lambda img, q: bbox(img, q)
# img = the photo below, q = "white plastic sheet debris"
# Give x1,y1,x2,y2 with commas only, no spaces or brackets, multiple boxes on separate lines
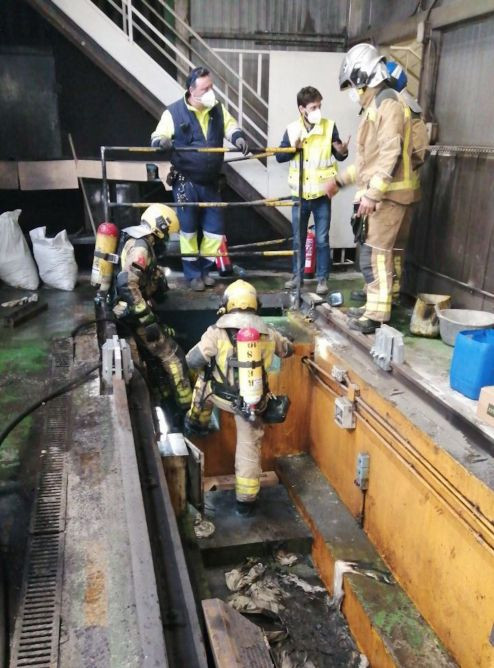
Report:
225,562,266,592
274,550,298,567
193,515,215,539
30,226,78,291
0,210,39,290
1,294,38,308
331,559,393,610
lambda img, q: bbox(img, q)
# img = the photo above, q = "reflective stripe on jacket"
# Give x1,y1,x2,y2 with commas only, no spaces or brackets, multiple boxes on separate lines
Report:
287,117,338,199
340,88,420,205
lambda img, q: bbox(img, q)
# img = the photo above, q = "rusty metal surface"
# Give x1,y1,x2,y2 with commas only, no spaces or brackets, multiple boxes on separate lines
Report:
10,341,72,668
128,371,208,667
59,359,167,666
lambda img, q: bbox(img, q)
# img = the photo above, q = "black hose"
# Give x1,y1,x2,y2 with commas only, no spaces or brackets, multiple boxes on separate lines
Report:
0,363,100,450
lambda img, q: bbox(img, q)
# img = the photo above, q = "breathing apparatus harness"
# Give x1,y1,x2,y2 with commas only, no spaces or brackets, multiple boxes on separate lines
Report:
200,327,290,424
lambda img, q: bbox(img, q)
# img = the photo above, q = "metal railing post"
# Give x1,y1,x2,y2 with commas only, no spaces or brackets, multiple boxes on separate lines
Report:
238,53,243,126
295,148,304,310
101,146,110,222
127,0,133,43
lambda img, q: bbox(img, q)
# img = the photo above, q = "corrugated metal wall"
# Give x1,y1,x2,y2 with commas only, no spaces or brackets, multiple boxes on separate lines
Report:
434,15,494,146
407,151,494,308
347,0,457,38
190,0,347,44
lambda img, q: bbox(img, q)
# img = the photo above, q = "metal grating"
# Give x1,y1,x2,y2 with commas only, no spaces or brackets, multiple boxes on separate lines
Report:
10,342,72,668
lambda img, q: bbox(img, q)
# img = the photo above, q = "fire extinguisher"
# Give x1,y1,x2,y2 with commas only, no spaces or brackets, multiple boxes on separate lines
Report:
216,236,233,276
91,222,119,291
304,226,316,278
236,327,263,414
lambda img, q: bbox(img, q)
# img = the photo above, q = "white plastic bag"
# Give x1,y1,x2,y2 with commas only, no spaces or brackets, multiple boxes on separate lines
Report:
30,226,78,291
0,209,39,290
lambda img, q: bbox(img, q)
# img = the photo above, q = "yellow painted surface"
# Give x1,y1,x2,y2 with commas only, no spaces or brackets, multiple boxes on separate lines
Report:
309,336,494,668
284,479,399,667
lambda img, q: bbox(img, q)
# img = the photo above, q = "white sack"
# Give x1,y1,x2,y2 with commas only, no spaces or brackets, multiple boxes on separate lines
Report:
30,226,78,291
0,210,39,290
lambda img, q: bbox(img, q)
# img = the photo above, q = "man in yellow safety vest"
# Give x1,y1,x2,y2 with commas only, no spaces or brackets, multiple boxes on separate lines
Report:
276,86,349,295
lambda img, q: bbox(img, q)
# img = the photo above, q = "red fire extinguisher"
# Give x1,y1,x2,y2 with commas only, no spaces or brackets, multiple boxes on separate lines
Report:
216,236,233,276
304,226,316,278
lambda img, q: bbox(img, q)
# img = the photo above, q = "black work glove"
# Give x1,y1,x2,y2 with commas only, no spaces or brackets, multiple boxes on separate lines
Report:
162,325,176,338
235,136,249,156
144,322,161,343
151,136,173,159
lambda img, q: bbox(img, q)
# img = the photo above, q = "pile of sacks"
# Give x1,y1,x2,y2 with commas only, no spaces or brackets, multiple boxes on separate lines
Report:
0,209,78,291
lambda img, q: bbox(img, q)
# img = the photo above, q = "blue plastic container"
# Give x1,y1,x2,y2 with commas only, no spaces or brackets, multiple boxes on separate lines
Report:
450,329,494,399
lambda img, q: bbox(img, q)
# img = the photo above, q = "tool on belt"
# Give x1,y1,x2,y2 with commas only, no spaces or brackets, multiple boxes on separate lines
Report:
350,203,368,244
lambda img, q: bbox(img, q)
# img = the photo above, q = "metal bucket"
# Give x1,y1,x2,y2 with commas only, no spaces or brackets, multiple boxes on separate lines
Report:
410,293,451,337
435,307,494,346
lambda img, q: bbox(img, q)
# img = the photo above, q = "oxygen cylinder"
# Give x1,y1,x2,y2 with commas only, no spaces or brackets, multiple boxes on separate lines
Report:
237,327,263,407
91,222,119,290
304,226,316,278
216,236,233,276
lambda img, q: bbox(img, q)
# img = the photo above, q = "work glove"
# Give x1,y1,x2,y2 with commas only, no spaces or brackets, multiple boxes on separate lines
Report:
113,300,129,319
151,136,173,159
143,322,161,343
162,325,176,338
235,136,249,156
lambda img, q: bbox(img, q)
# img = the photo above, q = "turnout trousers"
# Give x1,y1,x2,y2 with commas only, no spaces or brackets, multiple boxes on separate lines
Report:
360,200,412,322
187,374,264,503
135,324,192,409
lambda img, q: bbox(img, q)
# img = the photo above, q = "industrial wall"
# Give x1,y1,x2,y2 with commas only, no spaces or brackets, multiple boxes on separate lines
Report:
346,0,494,310
408,10,494,309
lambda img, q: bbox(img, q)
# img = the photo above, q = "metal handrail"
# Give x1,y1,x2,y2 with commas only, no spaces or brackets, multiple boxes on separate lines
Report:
131,7,267,141
134,0,268,127
90,0,268,143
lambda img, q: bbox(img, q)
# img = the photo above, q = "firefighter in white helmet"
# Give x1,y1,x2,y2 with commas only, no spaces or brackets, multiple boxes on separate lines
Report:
112,204,192,410
325,43,426,334
185,280,294,516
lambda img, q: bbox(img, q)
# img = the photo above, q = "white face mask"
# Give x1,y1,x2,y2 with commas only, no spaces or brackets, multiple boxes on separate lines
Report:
348,88,361,105
306,108,322,125
198,89,216,108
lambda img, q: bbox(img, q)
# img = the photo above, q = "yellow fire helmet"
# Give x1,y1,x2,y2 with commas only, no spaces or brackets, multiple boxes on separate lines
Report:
223,279,258,312
141,204,180,239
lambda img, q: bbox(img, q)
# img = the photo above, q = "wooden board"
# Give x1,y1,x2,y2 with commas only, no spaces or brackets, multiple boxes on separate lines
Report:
202,598,272,667
0,161,19,189
18,160,78,190
204,471,278,492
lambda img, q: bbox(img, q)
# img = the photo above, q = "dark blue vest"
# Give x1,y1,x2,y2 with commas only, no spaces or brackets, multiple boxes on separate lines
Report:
168,97,224,184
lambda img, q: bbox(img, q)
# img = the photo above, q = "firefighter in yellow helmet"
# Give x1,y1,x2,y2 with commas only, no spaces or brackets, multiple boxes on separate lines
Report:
185,280,293,516
112,204,192,410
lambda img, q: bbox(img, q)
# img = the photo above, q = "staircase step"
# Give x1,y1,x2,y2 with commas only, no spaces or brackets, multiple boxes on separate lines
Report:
198,486,312,566
275,454,456,668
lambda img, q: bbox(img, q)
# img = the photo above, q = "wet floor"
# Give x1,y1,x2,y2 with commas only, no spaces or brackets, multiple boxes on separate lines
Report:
0,281,94,632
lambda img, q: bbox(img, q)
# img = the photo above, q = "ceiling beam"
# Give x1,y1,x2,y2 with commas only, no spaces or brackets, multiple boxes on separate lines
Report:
351,0,494,46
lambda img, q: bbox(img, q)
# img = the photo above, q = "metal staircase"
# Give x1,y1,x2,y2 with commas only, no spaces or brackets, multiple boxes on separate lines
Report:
25,0,290,233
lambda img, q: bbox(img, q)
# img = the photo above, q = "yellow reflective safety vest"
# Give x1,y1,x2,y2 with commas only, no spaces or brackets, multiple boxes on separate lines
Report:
340,88,421,205
287,117,338,199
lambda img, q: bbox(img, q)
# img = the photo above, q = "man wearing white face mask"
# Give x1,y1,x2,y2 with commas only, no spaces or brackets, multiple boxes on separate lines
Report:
276,86,349,295
151,67,249,291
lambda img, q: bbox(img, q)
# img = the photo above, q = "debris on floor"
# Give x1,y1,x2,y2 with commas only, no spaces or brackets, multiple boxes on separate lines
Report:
193,513,216,539
1,293,38,308
222,554,367,667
